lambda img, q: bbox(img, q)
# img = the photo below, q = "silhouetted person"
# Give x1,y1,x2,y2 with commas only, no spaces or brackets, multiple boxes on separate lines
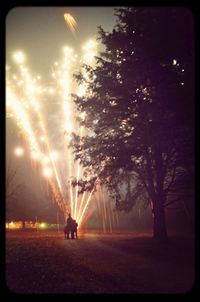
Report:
64,224,70,240
64,213,77,240
71,219,78,239
67,213,73,225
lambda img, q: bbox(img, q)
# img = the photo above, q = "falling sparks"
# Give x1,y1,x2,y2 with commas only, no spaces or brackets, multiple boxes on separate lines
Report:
6,39,99,229
7,36,119,231
64,13,77,35
82,39,97,64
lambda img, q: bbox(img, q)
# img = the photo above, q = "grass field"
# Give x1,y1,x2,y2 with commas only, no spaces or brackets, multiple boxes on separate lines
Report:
6,230,194,294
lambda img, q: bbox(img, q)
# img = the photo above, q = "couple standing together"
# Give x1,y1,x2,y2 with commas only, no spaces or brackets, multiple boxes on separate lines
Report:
64,213,78,239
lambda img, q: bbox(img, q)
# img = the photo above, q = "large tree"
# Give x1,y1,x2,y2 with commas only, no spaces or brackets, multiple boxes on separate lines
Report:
71,7,194,242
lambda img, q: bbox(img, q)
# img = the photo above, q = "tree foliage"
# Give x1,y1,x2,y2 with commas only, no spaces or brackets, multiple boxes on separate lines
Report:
71,7,194,241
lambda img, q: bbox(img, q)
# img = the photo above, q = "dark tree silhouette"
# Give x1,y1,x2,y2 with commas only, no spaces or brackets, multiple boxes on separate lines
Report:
6,162,22,203
71,7,194,242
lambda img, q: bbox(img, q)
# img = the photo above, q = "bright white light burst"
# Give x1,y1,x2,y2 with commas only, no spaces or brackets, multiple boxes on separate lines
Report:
13,51,26,64
14,146,24,157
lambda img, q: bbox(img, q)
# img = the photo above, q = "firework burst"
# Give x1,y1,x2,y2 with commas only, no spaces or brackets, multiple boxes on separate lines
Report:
6,40,99,228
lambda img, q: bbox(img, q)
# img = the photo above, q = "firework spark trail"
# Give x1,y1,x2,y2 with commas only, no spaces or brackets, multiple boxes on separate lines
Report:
52,40,97,225
74,125,84,221
76,176,100,228
7,86,65,213
6,87,39,154
40,123,64,197
7,40,117,229
95,192,106,232
76,190,86,225
64,13,77,36
7,58,65,213
18,64,64,198
77,189,95,228
53,47,75,216
73,40,98,225
77,191,86,225
49,179,67,214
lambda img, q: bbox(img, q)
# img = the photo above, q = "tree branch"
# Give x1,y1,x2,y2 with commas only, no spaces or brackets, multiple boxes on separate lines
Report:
164,166,177,197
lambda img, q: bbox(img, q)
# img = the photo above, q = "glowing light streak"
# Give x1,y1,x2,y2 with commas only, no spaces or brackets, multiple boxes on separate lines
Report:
76,191,86,224
74,125,85,221
78,186,96,228
64,13,77,35
6,88,40,153
19,61,64,199
6,40,119,230
53,45,79,215
6,87,64,214
7,69,64,209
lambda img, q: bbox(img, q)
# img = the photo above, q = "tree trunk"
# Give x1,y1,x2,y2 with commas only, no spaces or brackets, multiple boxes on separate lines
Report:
153,144,168,243
153,198,168,243
145,144,168,242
